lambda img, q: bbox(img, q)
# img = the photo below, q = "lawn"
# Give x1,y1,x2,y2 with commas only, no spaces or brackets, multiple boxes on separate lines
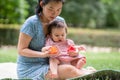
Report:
0,46,17,63
85,52,120,70
0,46,120,71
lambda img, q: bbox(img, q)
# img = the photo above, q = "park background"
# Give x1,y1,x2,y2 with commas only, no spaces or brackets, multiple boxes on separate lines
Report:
0,0,120,73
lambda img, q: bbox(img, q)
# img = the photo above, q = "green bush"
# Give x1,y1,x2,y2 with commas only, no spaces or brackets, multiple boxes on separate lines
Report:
67,28,120,48
0,28,19,46
68,33,120,47
0,26,120,48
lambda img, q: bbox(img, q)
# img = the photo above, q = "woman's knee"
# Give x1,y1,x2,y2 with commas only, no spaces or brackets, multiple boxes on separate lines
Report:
58,65,81,79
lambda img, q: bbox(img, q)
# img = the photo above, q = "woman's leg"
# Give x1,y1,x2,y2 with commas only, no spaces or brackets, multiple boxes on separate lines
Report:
58,64,85,80
45,64,88,80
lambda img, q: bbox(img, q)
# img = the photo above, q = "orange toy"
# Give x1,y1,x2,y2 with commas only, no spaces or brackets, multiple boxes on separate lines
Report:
49,46,59,54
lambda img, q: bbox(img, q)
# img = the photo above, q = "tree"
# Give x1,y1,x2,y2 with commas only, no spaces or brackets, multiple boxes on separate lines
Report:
61,0,120,28
26,0,37,17
0,0,29,24
61,0,107,28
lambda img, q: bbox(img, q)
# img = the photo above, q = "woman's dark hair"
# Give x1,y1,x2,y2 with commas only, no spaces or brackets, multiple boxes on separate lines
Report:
48,20,67,35
36,0,65,15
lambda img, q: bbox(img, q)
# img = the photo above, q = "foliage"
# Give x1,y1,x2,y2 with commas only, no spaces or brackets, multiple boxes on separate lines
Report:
61,0,120,28
104,0,120,28
1,0,120,28
0,0,29,24
26,0,38,17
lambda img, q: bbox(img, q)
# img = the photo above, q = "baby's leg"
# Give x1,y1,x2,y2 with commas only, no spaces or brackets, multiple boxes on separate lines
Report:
49,58,60,78
71,57,86,69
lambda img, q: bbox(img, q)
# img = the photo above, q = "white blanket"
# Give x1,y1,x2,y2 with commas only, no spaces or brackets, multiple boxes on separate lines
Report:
0,62,17,79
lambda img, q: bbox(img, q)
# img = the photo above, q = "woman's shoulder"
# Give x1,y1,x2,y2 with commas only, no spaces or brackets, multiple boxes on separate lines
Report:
20,15,41,36
24,15,39,24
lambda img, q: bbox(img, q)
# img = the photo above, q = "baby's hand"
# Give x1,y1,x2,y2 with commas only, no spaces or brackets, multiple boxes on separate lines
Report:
68,51,78,57
67,45,78,57
77,46,86,54
77,46,86,51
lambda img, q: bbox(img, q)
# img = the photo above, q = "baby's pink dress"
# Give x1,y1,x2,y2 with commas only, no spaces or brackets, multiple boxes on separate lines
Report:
45,37,85,64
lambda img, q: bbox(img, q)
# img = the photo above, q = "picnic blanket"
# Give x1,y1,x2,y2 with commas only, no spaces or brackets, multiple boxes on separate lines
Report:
67,69,120,80
0,62,17,79
0,63,120,80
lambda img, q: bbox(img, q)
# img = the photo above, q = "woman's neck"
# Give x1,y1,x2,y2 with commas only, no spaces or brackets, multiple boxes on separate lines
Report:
39,13,50,24
39,13,49,36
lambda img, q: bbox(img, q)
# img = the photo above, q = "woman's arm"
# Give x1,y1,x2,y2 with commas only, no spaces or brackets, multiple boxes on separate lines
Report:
17,32,49,58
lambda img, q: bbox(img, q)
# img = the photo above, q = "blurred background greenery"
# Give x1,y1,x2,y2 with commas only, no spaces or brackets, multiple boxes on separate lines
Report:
1,0,120,29
0,0,120,47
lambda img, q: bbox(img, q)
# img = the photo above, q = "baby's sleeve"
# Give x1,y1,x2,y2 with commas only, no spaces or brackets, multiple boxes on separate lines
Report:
67,39,75,46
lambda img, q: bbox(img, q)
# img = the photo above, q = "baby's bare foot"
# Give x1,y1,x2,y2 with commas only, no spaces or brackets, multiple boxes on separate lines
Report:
76,58,86,69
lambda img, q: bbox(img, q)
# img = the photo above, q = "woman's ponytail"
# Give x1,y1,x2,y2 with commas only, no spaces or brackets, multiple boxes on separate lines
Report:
36,0,43,15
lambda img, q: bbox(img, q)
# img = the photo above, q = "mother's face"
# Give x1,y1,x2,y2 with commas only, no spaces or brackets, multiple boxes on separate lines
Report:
42,1,63,21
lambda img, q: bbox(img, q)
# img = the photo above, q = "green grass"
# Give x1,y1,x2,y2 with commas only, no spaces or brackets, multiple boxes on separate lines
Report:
0,46,17,63
85,52,120,70
0,46,120,71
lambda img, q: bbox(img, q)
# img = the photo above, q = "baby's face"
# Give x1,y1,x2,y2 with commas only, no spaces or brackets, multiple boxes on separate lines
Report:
51,27,66,42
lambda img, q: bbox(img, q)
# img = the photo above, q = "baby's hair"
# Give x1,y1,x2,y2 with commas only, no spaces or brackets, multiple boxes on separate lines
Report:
48,20,67,35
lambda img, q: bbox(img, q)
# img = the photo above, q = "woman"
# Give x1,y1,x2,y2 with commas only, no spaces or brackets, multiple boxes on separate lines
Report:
17,0,86,80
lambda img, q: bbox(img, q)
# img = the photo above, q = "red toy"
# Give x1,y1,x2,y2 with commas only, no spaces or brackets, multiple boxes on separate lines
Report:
67,45,76,52
67,45,86,54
